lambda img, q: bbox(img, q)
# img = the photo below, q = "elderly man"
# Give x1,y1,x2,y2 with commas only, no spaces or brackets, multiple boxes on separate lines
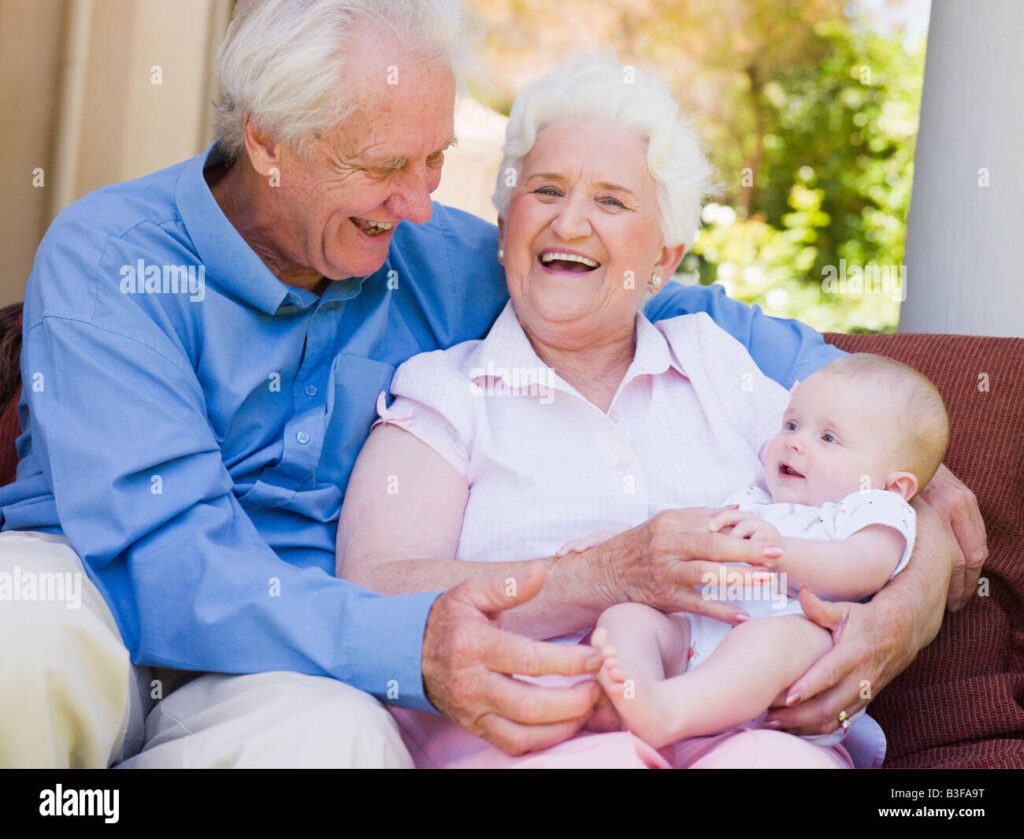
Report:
0,0,984,768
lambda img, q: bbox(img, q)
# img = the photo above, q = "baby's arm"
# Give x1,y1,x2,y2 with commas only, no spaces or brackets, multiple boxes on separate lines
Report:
770,527,905,601
709,509,906,601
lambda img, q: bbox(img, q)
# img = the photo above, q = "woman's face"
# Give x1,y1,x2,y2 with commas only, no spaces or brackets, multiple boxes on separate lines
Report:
499,120,684,346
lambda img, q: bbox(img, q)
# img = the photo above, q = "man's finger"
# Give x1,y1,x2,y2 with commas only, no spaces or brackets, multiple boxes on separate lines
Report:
477,712,590,757
472,623,601,677
480,673,601,726
453,561,548,616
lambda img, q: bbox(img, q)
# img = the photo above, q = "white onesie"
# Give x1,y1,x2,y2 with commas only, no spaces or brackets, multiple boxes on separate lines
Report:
688,486,916,745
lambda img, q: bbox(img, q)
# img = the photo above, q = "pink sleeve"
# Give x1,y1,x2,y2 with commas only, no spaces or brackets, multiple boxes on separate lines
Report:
373,350,474,478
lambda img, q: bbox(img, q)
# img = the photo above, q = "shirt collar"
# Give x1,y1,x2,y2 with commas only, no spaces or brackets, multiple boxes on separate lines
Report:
467,300,685,394
176,142,374,315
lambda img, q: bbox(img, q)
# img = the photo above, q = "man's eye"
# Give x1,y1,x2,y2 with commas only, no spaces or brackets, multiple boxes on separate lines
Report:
427,153,445,167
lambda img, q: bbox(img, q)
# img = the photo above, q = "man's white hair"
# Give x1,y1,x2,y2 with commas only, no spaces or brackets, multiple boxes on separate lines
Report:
214,0,478,162
492,53,715,247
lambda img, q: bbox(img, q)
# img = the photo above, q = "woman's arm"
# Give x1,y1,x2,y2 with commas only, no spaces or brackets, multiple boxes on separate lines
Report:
338,423,771,638
763,496,954,734
338,423,622,638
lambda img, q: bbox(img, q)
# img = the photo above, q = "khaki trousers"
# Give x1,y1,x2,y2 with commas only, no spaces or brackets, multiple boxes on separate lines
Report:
0,530,413,768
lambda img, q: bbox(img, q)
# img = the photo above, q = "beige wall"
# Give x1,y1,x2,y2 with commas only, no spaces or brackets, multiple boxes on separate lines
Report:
0,0,232,306
0,0,506,308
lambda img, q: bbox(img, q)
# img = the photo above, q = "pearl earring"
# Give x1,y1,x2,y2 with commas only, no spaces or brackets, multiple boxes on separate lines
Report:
498,248,504,264
649,272,662,291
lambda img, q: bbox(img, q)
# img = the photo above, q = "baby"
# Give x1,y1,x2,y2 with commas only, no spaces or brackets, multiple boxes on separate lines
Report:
559,353,950,750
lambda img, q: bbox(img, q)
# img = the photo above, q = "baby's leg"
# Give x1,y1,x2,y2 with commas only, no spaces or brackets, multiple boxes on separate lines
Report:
599,614,831,749
591,603,691,743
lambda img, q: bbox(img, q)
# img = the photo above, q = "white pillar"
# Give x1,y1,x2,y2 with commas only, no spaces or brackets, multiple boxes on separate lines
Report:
901,0,1024,337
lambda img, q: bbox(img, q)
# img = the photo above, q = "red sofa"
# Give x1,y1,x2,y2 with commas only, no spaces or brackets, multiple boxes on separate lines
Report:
0,303,1020,767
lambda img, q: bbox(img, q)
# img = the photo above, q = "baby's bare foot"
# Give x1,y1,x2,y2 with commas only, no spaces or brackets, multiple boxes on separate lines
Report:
591,632,678,749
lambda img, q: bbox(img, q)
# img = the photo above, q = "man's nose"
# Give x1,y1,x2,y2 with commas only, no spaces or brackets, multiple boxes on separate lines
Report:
550,193,592,241
387,164,434,225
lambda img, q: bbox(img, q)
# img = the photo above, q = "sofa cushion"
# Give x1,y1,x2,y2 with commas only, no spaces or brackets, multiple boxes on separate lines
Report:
825,332,1024,768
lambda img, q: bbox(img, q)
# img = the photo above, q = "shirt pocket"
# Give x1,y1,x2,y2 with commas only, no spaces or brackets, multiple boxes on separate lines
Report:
324,354,397,493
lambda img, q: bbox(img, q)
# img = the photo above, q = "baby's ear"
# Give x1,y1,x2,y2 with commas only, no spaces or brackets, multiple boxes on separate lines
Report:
884,471,918,502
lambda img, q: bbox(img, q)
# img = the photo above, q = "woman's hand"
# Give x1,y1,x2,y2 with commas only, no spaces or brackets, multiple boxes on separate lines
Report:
708,509,783,546
421,562,604,755
920,464,987,610
587,507,780,624
762,496,957,736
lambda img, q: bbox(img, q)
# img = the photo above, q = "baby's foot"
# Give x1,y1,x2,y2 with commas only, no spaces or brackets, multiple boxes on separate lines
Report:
590,628,679,750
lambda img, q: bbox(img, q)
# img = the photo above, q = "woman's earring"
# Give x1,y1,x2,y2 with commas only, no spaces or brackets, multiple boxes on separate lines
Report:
648,272,662,291
497,248,504,264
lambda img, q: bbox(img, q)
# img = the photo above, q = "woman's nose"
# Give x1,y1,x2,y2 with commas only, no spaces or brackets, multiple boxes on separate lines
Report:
550,195,592,241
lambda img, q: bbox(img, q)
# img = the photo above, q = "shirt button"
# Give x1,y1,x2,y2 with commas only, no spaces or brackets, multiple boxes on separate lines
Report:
296,431,310,445
616,461,631,471
304,384,318,397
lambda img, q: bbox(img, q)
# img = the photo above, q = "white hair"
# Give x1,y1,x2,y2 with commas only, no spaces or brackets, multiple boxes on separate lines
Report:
492,53,715,247
214,0,479,162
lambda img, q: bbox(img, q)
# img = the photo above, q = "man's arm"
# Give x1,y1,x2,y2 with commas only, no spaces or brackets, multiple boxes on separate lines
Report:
644,281,845,388
21,308,439,711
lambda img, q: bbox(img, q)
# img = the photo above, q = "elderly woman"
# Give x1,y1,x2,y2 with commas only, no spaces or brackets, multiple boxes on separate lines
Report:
337,55,956,768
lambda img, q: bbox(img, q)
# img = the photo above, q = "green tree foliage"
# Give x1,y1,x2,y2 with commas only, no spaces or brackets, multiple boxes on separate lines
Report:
472,1,925,332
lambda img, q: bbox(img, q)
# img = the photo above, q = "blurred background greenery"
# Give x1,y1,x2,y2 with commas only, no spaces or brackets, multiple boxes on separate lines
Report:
470,0,928,333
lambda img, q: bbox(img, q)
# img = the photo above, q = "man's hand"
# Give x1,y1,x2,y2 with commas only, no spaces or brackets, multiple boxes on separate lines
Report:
762,587,918,736
920,464,987,610
421,562,603,756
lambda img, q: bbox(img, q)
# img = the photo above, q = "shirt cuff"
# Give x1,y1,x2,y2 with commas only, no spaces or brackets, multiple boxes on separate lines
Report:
341,588,444,713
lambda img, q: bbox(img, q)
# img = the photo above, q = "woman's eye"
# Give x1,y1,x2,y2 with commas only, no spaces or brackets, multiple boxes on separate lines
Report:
534,186,560,197
599,196,625,208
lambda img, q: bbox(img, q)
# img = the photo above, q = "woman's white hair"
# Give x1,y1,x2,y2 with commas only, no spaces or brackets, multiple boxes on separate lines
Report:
492,53,715,247
214,0,478,162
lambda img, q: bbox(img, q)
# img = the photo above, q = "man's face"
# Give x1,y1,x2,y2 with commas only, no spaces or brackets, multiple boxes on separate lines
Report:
264,42,457,283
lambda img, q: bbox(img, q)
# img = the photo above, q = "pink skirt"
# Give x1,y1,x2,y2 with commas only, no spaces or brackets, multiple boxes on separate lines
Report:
391,674,853,769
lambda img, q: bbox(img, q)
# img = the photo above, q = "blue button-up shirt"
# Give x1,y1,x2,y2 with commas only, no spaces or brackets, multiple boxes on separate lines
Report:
0,143,842,711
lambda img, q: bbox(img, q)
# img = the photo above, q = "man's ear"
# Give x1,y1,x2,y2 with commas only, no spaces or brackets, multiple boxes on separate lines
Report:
242,113,282,178
884,471,919,502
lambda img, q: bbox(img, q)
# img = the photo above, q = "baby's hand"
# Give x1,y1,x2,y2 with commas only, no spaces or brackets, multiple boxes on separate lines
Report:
555,530,621,557
708,510,782,546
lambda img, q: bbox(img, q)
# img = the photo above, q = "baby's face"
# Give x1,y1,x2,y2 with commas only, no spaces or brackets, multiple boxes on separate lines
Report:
763,372,899,505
